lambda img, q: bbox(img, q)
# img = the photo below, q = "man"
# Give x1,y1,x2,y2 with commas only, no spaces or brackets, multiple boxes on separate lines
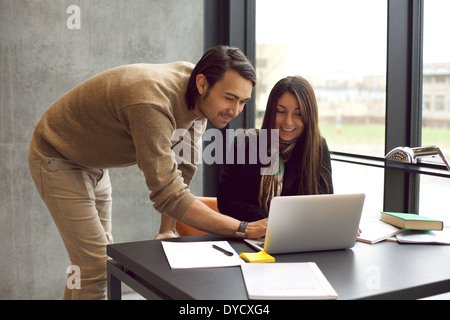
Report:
28,45,267,300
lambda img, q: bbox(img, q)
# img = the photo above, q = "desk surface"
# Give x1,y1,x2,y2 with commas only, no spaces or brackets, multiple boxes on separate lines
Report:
107,234,450,300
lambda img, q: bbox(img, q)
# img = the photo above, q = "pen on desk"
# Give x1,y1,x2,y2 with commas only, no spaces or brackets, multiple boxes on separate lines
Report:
212,244,234,256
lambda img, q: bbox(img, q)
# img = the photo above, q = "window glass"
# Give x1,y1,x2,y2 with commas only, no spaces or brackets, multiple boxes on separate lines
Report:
420,0,450,221
422,0,450,162
332,161,384,219
255,0,387,156
419,175,450,226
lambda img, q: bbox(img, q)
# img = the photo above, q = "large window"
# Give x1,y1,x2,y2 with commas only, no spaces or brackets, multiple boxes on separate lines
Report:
255,0,387,217
421,0,450,160
255,0,387,157
205,0,450,216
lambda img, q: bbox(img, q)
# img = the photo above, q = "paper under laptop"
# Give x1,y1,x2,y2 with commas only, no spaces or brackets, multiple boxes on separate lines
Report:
245,193,365,254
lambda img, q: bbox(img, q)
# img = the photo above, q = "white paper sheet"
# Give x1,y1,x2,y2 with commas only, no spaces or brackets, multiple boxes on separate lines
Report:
161,241,243,269
357,219,402,244
396,227,450,244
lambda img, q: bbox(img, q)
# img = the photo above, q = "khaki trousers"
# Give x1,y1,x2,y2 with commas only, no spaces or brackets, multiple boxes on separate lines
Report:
28,137,113,300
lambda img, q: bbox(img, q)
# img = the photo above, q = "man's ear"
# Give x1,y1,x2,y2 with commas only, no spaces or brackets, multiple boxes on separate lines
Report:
195,74,208,95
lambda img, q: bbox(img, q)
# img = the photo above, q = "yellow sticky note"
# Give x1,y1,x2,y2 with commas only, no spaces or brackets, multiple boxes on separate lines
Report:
240,250,275,263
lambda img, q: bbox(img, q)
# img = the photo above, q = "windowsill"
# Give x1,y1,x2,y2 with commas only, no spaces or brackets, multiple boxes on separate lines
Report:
385,160,450,178
330,151,450,178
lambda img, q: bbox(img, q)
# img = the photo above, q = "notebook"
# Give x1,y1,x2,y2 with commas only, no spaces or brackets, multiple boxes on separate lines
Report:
245,193,365,254
240,262,338,300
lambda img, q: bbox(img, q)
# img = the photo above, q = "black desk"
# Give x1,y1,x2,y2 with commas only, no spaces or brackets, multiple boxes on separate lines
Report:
107,234,450,300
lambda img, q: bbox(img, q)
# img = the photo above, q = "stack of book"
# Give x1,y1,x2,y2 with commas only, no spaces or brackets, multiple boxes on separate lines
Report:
357,212,448,245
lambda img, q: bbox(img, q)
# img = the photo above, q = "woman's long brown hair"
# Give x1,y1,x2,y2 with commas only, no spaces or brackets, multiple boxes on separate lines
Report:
261,76,331,194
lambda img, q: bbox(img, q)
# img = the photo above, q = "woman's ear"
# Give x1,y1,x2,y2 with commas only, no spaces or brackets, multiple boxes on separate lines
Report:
195,74,208,95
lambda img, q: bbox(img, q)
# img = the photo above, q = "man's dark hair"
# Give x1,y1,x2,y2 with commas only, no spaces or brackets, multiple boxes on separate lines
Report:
185,45,256,110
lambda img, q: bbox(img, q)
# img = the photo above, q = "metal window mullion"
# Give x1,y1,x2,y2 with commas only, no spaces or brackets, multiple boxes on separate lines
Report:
202,0,256,196
384,0,423,213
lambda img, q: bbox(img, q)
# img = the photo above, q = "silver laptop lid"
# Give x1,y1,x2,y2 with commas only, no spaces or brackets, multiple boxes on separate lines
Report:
263,193,365,254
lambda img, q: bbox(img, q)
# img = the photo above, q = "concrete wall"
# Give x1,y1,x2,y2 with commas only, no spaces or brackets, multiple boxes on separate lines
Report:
0,0,204,299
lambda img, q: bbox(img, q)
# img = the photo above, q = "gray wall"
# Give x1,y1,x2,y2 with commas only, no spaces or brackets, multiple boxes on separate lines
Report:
0,0,204,299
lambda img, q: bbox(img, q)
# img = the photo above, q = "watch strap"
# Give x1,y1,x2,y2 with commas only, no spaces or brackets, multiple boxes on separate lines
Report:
235,221,248,239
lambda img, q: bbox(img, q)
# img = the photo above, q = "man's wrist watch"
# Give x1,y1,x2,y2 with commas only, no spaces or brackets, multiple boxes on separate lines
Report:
235,221,248,239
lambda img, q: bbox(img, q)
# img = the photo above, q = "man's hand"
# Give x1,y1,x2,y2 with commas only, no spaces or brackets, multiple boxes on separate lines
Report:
181,199,268,239
245,218,268,239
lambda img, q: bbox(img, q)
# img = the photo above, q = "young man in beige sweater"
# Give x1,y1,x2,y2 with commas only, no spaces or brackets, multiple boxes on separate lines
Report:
28,45,267,300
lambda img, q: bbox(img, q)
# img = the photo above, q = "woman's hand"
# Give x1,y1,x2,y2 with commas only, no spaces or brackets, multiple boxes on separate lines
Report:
154,230,178,240
155,215,178,239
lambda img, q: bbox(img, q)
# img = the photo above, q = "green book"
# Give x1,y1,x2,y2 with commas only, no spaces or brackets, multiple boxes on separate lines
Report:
380,212,444,231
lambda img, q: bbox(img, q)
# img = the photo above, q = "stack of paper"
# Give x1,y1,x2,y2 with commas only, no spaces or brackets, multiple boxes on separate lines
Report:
240,262,338,300
357,219,402,244
396,228,450,244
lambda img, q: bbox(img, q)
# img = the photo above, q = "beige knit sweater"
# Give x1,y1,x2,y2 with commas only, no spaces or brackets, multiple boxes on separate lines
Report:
33,62,206,221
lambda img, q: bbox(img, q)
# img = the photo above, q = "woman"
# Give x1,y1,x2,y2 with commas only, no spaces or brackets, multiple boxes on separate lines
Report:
218,76,333,221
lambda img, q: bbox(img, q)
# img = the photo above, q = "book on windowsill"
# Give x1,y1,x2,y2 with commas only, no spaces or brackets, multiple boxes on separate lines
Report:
240,262,338,300
380,212,444,231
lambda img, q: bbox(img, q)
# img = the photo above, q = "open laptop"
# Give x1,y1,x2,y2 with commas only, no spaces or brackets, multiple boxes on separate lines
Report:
245,193,365,254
